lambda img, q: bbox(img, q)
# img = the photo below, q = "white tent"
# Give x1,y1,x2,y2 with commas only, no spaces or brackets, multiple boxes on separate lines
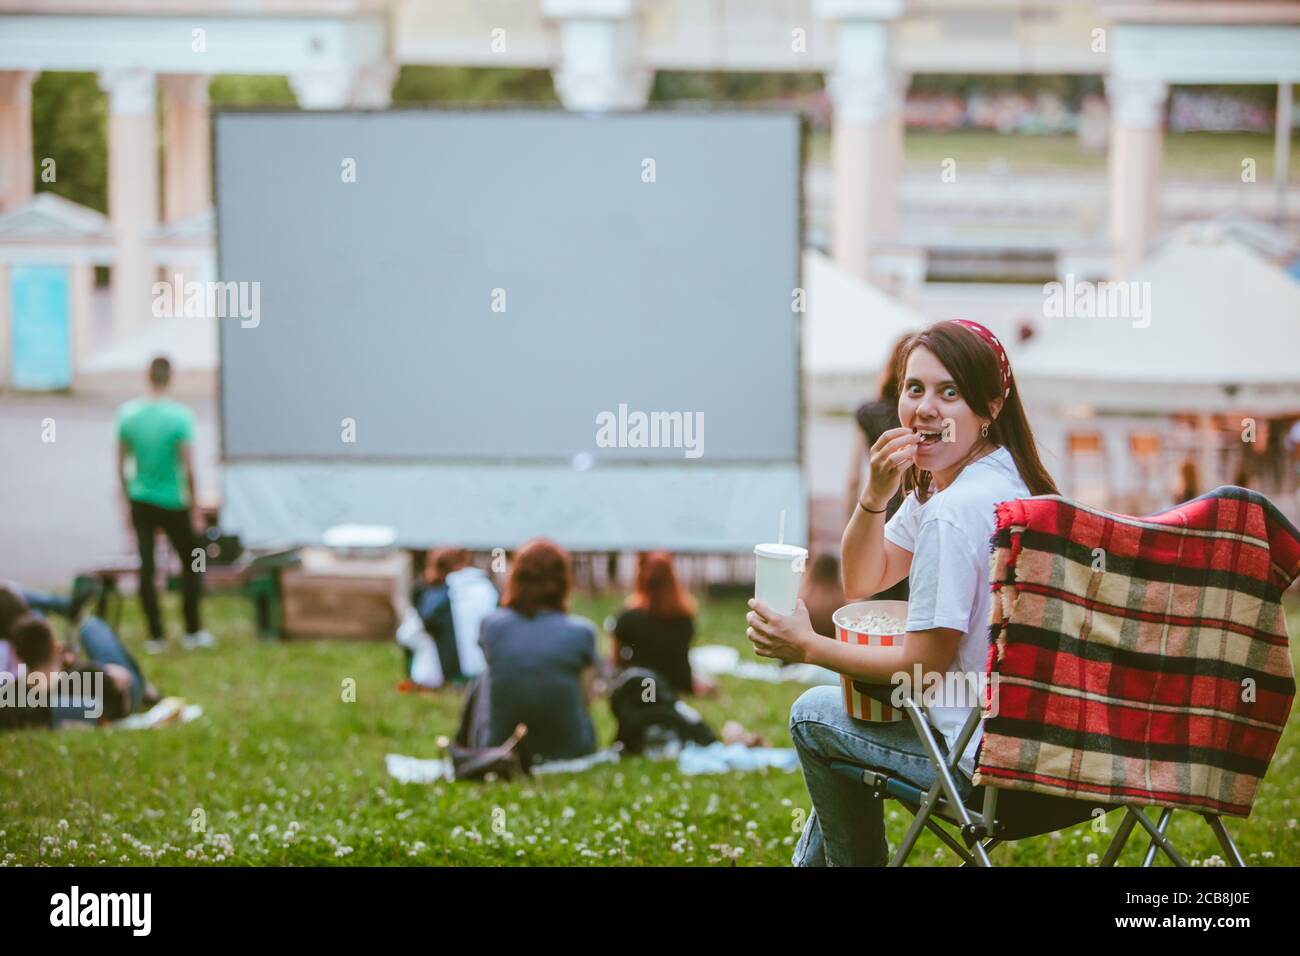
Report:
801,248,929,412
1015,224,1300,414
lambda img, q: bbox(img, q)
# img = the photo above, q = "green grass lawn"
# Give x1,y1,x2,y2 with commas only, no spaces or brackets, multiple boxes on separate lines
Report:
808,129,1299,182
3,591,1298,867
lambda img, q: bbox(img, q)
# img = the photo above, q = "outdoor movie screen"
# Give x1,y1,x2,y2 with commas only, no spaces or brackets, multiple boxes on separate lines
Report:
214,109,803,549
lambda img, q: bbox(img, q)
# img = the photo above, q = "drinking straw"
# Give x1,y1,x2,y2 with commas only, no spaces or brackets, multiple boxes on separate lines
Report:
778,510,786,545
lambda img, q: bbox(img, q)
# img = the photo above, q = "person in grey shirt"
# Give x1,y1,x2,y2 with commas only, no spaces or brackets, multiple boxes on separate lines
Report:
458,539,597,765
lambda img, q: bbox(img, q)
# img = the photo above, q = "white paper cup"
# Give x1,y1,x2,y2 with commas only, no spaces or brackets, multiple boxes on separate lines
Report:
753,543,808,616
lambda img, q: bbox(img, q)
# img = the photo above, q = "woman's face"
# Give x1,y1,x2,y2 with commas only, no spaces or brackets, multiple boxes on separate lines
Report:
897,346,985,474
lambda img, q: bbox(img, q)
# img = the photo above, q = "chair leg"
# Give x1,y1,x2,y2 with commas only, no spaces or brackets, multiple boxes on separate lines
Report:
1202,814,1247,867
1129,806,1189,867
922,817,977,865
890,789,938,866
1141,807,1174,867
958,839,1001,868
1099,808,1140,867
901,704,992,867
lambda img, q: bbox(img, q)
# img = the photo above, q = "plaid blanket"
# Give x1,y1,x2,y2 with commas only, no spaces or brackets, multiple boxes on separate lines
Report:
975,485,1300,817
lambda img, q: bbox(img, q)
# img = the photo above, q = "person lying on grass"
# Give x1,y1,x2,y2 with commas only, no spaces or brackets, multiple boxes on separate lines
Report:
2,614,131,730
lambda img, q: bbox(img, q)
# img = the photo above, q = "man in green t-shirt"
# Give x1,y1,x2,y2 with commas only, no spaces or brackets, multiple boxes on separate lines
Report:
116,356,214,653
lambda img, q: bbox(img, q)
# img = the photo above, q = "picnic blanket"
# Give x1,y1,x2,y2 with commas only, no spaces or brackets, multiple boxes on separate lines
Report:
975,485,1300,817
689,645,840,686
385,742,797,783
112,697,204,730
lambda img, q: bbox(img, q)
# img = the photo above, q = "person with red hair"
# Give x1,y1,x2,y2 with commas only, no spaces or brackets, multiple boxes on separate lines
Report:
457,538,598,765
611,551,699,697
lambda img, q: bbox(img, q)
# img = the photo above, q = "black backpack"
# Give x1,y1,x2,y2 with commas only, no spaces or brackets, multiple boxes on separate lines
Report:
609,667,716,755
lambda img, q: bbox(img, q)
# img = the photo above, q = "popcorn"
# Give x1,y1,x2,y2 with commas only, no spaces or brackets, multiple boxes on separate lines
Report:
847,612,907,635
835,603,909,722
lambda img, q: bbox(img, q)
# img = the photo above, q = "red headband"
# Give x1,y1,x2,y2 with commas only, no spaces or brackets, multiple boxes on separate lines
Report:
950,319,1011,399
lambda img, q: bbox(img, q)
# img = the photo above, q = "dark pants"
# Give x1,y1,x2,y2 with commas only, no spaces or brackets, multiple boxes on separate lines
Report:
455,674,493,750
130,499,202,639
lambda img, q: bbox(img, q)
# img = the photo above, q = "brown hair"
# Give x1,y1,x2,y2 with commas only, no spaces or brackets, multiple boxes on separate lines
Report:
895,320,1058,503
877,333,913,403
10,613,57,669
423,547,465,586
809,552,840,586
627,551,696,619
0,584,29,641
503,538,571,618
149,355,172,388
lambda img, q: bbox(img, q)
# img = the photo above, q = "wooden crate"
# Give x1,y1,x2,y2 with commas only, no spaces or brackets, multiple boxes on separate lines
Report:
280,548,411,641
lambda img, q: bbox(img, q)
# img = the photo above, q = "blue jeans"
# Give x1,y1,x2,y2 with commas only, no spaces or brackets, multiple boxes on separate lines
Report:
789,685,974,867
76,616,146,713
15,586,72,617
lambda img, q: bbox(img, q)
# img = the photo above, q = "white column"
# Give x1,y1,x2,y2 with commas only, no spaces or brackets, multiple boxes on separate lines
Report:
817,0,906,281
541,0,653,111
160,74,211,223
99,68,159,341
1275,81,1292,226
0,262,9,390
69,259,96,386
0,70,38,213
1106,75,1167,278
289,69,355,110
290,63,396,110
350,61,398,109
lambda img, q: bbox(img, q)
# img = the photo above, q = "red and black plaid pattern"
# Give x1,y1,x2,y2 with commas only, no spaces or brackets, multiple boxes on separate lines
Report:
974,486,1300,817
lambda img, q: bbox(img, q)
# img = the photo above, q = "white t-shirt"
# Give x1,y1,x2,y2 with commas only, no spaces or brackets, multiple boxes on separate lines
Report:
882,445,1031,778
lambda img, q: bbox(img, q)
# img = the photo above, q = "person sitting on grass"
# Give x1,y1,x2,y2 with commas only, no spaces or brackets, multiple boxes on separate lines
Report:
611,551,712,697
456,539,597,766
799,553,847,640
1,614,134,731
411,547,466,685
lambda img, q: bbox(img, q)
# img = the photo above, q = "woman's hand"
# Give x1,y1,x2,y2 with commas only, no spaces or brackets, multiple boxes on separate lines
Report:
746,598,818,665
862,426,921,510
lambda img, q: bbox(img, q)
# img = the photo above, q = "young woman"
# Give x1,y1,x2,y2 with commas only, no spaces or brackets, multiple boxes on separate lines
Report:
612,551,697,697
459,538,598,765
746,319,1059,867
412,547,467,683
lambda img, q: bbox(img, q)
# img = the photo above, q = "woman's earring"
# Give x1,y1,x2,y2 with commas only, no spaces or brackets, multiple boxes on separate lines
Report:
980,421,990,438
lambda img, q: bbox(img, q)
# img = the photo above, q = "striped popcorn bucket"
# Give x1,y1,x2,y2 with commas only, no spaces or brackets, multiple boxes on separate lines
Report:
833,600,909,722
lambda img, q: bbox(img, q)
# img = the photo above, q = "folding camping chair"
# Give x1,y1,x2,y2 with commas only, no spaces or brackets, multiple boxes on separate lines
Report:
825,485,1300,866
829,686,1247,867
